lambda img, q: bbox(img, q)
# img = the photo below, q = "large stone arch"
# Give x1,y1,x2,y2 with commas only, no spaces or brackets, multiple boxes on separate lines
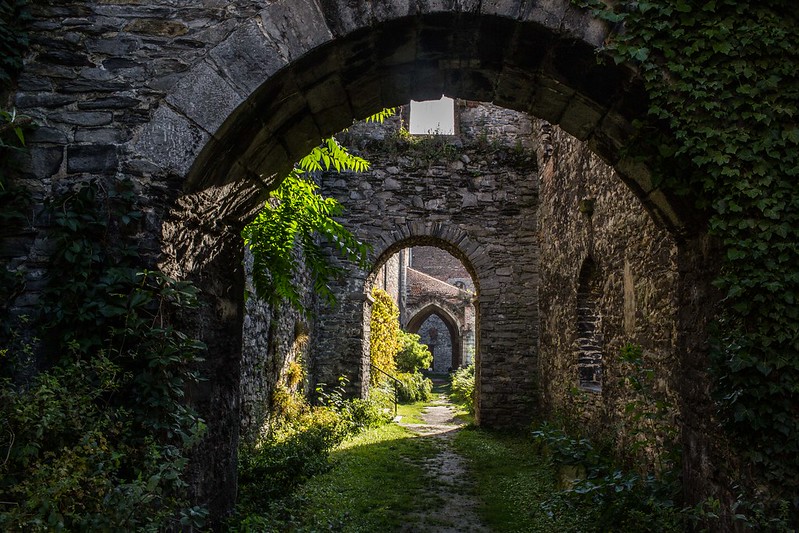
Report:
407,302,464,370
8,0,720,522
132,1,689,234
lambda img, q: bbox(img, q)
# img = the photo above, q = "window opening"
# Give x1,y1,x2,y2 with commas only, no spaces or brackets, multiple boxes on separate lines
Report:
576,258,603,392
409,96,455,135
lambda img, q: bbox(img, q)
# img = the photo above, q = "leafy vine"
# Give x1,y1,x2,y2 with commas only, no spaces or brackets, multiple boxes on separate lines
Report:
575,0,799,504
243,110,395,311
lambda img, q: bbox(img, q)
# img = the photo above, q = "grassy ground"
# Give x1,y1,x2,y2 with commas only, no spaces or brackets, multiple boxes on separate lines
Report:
396,400,427,424
232,386,590,531
234,423,439,532
453,427,590,532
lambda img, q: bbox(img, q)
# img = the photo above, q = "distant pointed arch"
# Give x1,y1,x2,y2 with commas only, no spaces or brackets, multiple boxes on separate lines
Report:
407,303,463,370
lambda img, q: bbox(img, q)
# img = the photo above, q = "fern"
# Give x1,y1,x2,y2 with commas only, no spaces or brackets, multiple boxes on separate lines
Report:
243,108,395,312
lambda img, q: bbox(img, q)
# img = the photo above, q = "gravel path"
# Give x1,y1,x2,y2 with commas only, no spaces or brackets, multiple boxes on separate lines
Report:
399,395,490,532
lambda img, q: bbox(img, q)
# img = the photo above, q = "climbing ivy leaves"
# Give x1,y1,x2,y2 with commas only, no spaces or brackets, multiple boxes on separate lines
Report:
577,0,799,495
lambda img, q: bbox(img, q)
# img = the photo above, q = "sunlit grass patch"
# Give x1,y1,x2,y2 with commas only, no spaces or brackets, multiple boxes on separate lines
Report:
238,423,439,532
396,400,427,424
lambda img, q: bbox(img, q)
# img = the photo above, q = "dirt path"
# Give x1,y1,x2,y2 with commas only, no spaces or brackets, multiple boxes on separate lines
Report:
399,394,490,532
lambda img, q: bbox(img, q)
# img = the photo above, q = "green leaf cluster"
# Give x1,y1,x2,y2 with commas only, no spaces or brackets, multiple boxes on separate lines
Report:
574,0,799,506
395,330,433,373
450,363,475,414
0,0,30,87
243,132,380,312
369,287,399,383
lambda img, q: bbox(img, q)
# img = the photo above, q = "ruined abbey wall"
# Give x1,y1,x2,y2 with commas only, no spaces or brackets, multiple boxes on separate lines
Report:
311,107,540,425
535,119,682,466
1,0,724,520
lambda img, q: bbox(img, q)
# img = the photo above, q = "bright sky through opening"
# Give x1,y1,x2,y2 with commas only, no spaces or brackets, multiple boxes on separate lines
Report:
409,96,455,135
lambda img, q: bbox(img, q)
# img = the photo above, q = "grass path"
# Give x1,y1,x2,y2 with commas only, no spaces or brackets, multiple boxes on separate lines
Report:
396,389,489,532
252,384,588,532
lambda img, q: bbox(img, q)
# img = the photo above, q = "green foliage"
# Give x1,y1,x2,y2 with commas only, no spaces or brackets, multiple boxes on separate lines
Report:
0,179,208,530
453,428,593,532
532,422,684,532
450,364,475,414
243,109,396,312
0,107,31,333
235,377,390,523
243,170,370,311
369,287,399,382
395,371,432,404
237,406,352,511
0,0,30,87
572,0,799,502
395,330,432,373
616,343,680,476
231,423,435,531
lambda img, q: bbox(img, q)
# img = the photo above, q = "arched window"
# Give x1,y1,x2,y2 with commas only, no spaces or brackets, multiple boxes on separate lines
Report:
576,258,603,392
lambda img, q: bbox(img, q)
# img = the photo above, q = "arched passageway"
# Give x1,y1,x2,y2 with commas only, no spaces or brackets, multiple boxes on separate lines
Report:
407,304,464,372
10,0,719,522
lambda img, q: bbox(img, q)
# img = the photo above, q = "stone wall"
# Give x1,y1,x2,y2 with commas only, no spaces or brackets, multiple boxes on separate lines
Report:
239,248,315,445
535,118,682,467
1,0,722,519
404,265,474,370
312,105,540,426
418,314,453,372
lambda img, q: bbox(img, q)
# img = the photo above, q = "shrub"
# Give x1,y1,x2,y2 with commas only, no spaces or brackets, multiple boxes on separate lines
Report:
0,348,207,531
531,422,684,533
238,407,351,510
238,376,390,515
369,288,399,382
396,371,432,403
344,397,393,430
450,364,475,413
395,330,433,373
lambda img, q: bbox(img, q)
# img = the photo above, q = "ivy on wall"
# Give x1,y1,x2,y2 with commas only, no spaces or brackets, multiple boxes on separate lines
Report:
244,112,395,312
1,179,208,529
575,0,799,497
369,287,399,383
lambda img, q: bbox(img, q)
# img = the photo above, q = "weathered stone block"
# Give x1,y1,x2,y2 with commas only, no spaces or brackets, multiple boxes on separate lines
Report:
165,60,245,134
208,20,288,95
132,104,209,176
67,144,118,173
51,111,113,126
260,0,333,61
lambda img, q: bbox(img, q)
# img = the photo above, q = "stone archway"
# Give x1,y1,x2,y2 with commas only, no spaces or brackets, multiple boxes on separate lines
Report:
9,0,719,521
407,303,464,371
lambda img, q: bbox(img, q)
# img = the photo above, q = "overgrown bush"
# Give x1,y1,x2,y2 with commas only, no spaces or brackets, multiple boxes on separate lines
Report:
237,406,351,510
450,364,475,414
395,330,433,373
369,288,399,382
236,377,390,519
532,422,684,533
0,180,209,530
345,397,393,430
395,371,433,403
